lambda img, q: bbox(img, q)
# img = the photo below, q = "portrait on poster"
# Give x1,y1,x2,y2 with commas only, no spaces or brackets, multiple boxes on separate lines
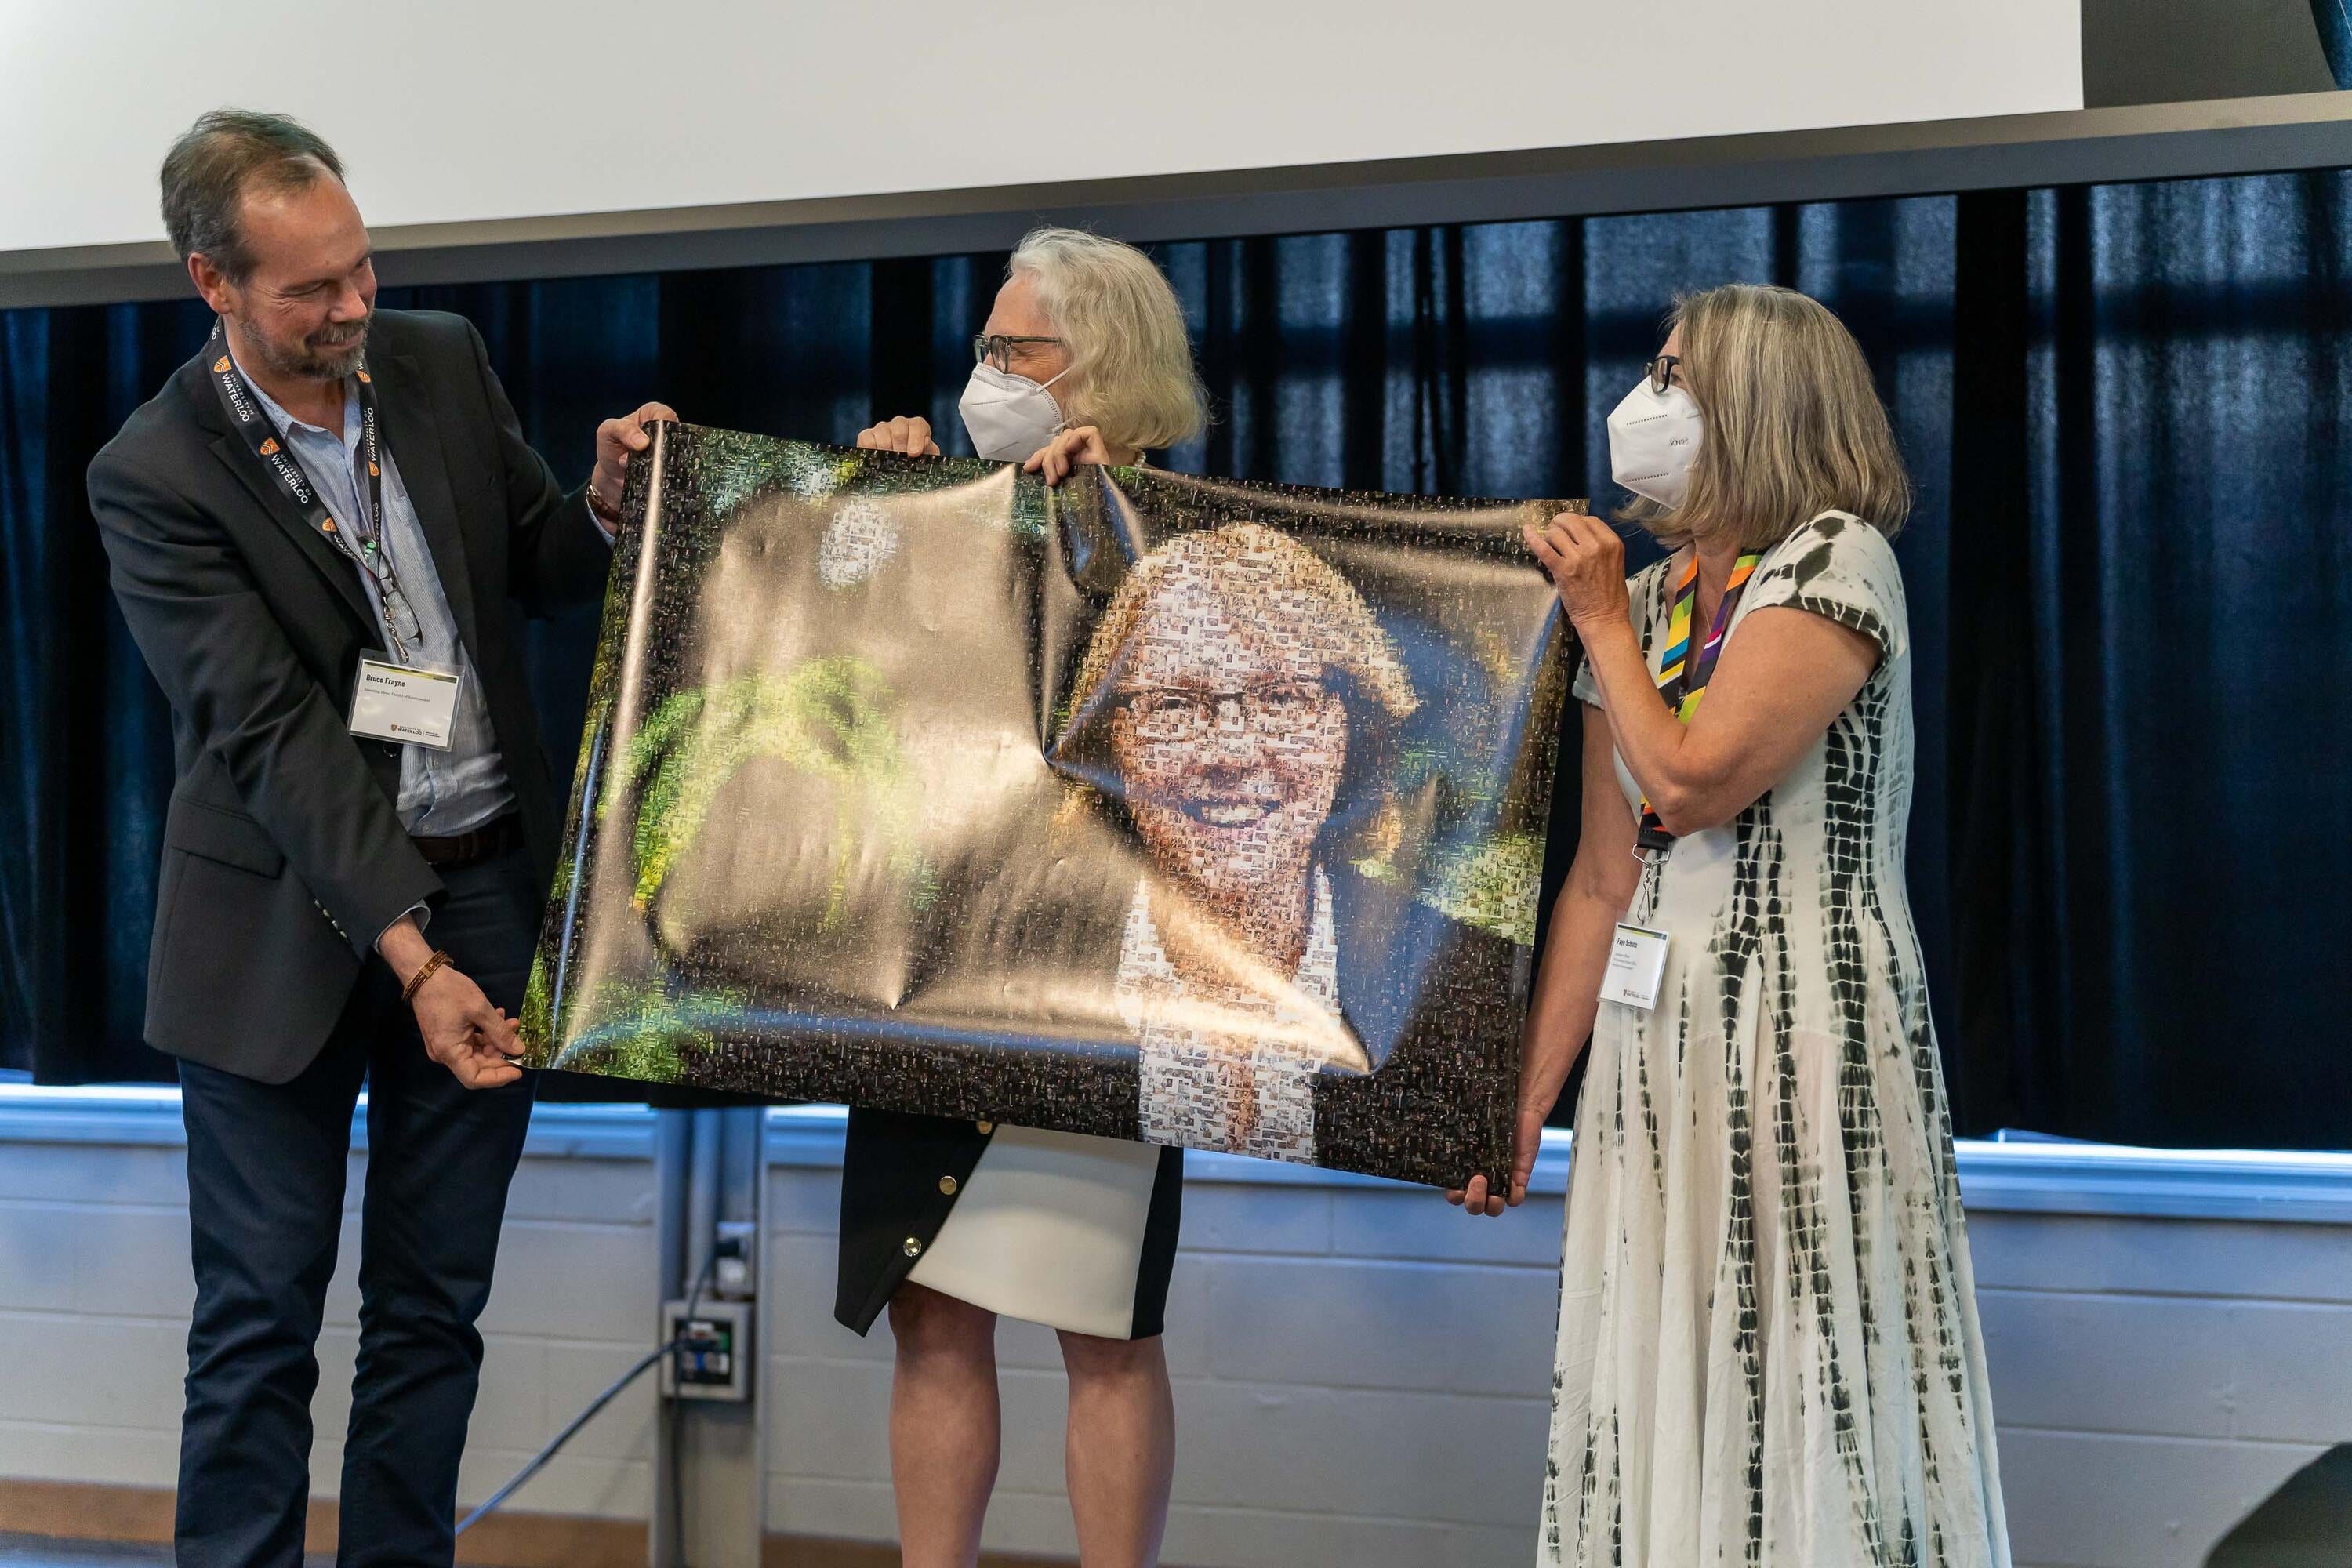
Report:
522,424,1574,1188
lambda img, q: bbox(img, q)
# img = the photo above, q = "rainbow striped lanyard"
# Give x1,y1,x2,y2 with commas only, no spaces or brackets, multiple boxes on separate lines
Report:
1635,548,1762,851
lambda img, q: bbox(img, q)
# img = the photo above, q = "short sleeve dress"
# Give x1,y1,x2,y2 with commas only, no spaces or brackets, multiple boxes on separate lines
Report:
1541,513,2010,1567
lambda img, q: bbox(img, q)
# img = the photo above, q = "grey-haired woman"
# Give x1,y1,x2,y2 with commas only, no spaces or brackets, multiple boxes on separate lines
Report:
840,227,1206,1568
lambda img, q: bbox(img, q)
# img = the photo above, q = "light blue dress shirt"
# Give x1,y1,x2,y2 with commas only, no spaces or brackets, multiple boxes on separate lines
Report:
237,357,514,839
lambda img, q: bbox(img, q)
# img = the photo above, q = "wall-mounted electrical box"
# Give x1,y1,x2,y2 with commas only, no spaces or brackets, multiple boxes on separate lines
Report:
658,1298,752,1403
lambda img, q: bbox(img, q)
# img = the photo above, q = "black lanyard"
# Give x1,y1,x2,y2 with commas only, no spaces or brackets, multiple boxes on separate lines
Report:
206,321,409,655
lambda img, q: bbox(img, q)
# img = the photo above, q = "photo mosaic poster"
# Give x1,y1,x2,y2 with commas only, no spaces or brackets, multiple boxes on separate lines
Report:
521,423,1578,1188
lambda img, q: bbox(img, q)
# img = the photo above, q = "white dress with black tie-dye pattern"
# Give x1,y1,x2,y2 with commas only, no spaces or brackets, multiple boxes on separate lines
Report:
1541,512,2009,1568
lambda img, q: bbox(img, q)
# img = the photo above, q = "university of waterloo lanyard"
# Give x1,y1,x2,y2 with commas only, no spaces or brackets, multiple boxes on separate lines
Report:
1635,548,1762,853
206,322,410,657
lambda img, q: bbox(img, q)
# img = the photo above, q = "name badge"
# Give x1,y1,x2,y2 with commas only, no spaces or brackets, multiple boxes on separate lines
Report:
349,654,461,751
1600,923,1671,1011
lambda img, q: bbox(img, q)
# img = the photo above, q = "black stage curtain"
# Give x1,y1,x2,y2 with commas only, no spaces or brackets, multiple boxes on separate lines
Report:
5,174,2347,1150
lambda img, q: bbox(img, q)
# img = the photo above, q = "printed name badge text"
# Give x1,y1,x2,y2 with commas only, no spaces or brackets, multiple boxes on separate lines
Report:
348,657,460,751
1600,924,1671,1011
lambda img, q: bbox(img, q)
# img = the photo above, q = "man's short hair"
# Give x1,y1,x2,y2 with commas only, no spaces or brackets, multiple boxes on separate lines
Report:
160,110,346,283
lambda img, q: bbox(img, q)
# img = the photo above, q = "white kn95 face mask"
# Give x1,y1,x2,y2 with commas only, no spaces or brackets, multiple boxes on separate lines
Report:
1606,376,1704,508
960,362,1071,463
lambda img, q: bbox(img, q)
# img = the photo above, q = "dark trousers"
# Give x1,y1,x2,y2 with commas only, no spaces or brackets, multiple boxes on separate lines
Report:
175,844,542,1568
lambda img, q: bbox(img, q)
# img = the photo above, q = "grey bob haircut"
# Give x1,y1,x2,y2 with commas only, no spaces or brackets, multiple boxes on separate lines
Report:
1009,227,1208,452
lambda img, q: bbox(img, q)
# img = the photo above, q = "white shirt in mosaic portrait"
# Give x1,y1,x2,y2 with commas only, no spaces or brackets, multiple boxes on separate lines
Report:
1121,864,1342,1165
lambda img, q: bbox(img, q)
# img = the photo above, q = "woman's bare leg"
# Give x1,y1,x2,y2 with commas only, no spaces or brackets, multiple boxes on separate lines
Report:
1058,1329,1175,1567
889,1284,1002,1568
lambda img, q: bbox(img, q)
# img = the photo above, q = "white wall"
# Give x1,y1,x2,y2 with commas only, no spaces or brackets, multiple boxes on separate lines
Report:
0,1109,666,1519
0,0,2085,256
2,1098,2347,1568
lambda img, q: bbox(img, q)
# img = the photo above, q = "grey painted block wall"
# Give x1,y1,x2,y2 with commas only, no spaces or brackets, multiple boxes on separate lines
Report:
1,1127,2346,1567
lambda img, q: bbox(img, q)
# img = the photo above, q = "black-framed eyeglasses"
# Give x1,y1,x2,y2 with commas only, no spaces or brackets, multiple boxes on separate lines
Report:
379,582,423,655
322,514,423,657
1645,354,1682,394
974,333,1065,373
1116,680,1330,744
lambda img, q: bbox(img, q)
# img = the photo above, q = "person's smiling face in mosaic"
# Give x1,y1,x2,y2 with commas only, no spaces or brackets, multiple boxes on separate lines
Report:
1108,554,1348,928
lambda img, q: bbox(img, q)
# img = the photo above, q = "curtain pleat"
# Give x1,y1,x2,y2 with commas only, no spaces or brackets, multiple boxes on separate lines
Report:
4,176,2347,1149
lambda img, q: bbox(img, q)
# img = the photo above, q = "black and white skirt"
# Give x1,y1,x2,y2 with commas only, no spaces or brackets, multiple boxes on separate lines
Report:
834,1107,1184,1341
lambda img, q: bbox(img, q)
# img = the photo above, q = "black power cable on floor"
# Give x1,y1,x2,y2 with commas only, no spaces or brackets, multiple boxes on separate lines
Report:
456,1247,722,1544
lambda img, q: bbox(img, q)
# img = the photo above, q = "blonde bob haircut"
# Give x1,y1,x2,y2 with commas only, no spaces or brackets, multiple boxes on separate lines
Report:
1053,524,1419,863
1624,283,1913,551
1011,227,1208,452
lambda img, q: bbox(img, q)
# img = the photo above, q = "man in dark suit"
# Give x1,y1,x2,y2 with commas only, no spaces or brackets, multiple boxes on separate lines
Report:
87,109,670,1567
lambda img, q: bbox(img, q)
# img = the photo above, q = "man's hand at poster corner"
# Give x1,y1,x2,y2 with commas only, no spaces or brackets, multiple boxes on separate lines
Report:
379,915,524,1089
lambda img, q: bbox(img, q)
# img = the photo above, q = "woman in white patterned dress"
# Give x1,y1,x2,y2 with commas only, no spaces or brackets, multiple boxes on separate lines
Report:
1461,284,2009,1567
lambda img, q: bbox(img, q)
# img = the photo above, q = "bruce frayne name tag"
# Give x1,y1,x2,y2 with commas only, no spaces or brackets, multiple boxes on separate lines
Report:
1600,923,1671,1011
349,655,461,751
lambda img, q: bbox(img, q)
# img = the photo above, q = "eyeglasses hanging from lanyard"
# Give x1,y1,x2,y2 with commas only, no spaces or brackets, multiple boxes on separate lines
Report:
205,322,423,659
1634,548,1762,852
